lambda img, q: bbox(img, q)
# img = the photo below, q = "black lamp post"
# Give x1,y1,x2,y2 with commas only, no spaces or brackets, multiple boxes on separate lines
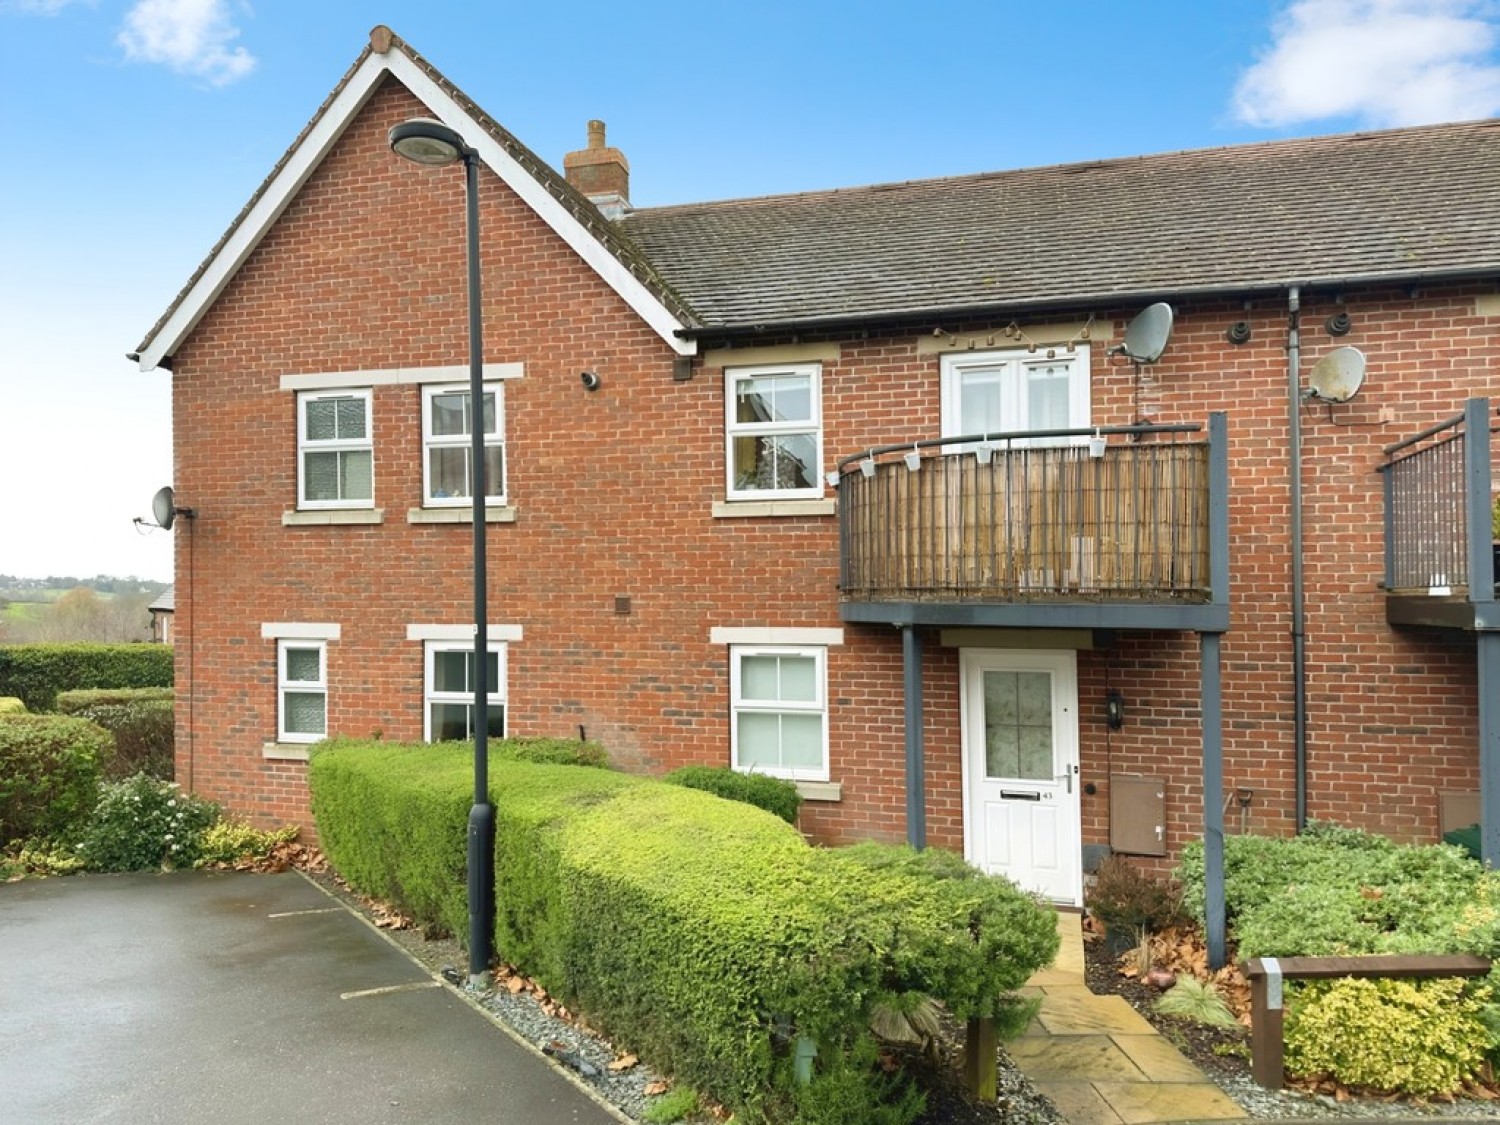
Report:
390,117,494,986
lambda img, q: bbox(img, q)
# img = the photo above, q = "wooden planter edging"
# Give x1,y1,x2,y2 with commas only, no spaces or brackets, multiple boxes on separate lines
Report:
1241,953,1492,1089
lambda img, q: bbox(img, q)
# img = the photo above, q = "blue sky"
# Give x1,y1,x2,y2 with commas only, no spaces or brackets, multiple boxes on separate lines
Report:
3,0,1499,583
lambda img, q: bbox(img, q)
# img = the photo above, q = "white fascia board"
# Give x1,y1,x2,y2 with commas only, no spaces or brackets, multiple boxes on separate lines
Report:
281,362,524,391
137,50,694,371
384,52,694,357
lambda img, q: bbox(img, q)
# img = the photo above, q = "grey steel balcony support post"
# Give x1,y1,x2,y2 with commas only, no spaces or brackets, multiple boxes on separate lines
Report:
902,624,926,849
1201,629,1227,968
1466,398,1498,867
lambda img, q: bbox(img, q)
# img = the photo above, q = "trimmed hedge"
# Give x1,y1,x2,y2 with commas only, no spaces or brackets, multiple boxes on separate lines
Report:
664,765,802,824
0,644,173,713
0,714,111,843
0,697,25,715
55,688,174,780
310,740,1058,1123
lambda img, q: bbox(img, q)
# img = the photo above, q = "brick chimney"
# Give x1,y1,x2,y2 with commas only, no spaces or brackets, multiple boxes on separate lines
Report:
563,120,630,219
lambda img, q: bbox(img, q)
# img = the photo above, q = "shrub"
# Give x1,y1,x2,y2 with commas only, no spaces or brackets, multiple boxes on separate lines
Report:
196,821,299,867
55,688,174,780
664,765,802,824
1,838,87,878
74,773,219,872
0,643,173,712
1086,854,1183,935
1154,977,1239,1029
0,714,110,843
0,696,25,715
310,740,1059,1123
489,735,609,768
1284,976,1491,1096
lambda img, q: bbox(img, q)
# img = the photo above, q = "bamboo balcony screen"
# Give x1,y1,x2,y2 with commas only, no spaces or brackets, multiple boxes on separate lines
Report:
839,438,1211,603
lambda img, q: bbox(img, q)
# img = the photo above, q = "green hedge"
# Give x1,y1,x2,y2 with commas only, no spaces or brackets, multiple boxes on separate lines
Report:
0,697,25,715
0,644,174,713
0,714,111,843
664,765,802,824
55,688,174,780
310,740,1058,1123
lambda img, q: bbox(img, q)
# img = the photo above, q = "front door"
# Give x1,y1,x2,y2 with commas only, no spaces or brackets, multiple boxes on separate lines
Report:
961,649,1082,905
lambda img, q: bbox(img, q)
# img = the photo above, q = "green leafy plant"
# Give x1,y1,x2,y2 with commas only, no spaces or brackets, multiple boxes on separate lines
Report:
1,838,87,878
74,773,219,872
0,714,110,844
0,643,173,712
663,765,802,824
641,1084,700,1124
1153,977,1240,1029
1284,976,1490,1096
195,820,299,866
0,696,26,715
55,688,174,780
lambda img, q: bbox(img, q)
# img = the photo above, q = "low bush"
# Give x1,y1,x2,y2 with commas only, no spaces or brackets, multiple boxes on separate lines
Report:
0,714,110,843
74,773,218,872
1086,854,1184,935
488,735,609,768
0,696,25,715
664,765,802,824
196,821,299,867
0,643,173,712
310,740,1059,1124
1284,976,1491,1096
55,688,174,780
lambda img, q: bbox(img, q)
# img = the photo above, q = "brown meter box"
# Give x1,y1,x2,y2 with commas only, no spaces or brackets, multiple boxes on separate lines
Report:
1110,775,1167,856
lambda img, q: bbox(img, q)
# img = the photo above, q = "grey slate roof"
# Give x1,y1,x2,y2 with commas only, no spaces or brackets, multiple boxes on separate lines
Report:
148,586,174,613
620,118,1500,333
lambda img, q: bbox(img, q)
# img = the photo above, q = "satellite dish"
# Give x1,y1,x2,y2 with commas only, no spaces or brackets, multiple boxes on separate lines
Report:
1113,302,1174,364
152,486,177,530
1305,346,1366,403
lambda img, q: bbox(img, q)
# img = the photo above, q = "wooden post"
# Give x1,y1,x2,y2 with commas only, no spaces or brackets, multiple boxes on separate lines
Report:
1246,960,1286,1089
964,1016,998,1104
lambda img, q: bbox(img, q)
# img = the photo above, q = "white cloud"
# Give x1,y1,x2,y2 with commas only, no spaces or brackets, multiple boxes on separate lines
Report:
1233,0,1500,127
117,0,255,87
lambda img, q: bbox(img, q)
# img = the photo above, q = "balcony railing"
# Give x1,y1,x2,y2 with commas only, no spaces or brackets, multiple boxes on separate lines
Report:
835,423,1213,604
1379,398,1497,596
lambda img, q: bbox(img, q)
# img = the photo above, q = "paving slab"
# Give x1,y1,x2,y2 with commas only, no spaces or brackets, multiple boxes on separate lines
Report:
1030,1078,1126,1125
1006,1034,1148,1081
1091,1079,1247,1123
1033,985,1161,1036
1110,1032,1222,1083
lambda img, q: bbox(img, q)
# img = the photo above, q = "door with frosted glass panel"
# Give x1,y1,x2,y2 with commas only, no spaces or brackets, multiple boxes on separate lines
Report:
960,649,1081,904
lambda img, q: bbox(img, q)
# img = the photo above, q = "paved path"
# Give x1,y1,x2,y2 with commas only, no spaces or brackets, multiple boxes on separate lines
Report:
0,870,625,1125
1013,912,1246,1124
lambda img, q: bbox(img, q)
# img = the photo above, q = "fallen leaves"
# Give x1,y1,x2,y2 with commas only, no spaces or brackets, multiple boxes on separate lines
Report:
607,1053,638,1073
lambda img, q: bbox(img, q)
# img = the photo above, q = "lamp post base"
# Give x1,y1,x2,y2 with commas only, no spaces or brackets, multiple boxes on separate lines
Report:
467,799,495,987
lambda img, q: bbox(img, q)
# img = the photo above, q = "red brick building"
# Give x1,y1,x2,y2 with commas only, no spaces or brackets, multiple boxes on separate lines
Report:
134,28,1499,919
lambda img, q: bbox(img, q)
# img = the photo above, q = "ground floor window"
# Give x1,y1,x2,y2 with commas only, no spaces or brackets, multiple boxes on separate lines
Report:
277,640,327,743
424,641,506,742
730,645,827,780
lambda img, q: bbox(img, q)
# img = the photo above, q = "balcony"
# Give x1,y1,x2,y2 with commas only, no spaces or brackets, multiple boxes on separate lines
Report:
1379,398,1498,631
833,416,1229,631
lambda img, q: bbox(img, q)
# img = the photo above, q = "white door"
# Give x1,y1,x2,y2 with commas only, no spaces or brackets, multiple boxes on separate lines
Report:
961,649,1082,905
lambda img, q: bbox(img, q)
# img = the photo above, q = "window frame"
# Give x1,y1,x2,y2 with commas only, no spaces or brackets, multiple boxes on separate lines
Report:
723,362,824,501
729,644,829,782
276,639,327,744
423,640,507,742
421,382,506,508
939,346,1091,450
297,388,375,510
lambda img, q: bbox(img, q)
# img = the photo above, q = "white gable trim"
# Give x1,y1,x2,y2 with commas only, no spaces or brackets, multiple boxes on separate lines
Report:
137,48,694,371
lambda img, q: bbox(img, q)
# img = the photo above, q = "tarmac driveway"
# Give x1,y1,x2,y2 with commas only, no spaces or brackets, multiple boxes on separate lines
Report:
0,870,624,1124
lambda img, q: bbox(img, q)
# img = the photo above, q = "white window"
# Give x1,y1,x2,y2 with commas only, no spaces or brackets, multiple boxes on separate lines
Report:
730,646,828,781
423,384,505,506
725,363,822,499
277,640,327,743
940,346,1091,448
298,390,373,508
424,641,507,741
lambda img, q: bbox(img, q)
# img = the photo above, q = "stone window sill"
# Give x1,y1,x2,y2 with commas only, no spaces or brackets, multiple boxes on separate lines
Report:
262,742,314,762
283,509,383,526
712,499,836,519
407,506,518,524
795,781,841,802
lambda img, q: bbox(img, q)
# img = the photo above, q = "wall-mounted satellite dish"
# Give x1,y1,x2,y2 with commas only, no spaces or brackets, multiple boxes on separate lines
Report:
151,486,178,530
1305,346,1366,403
1110,302,1174,364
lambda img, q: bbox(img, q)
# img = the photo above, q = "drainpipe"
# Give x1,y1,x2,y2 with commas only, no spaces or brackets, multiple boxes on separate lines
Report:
1287,287,1308,831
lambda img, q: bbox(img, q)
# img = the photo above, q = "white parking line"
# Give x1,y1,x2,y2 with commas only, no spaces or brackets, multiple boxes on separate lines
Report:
340,981,443,1001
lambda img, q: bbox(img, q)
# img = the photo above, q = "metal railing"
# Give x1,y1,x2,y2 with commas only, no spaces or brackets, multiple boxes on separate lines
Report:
835,423,1212,603
1379,399,1497,594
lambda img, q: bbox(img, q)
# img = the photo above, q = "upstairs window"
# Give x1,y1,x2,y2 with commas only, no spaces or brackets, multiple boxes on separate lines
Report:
940,347,1091,449
725,364,822,499
423,384,505,506
424,641,507,741
298,390,373,508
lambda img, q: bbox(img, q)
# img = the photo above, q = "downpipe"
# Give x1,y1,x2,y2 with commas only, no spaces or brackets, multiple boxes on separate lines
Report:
1287,287,1308,831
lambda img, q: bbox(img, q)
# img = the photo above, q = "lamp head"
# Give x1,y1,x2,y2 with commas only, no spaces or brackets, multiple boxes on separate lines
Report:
390,118,469,165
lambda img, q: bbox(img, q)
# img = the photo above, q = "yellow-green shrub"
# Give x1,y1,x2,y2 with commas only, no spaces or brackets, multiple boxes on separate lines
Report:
1284,976,1490,1096
0,696,26,715
196,820,298,866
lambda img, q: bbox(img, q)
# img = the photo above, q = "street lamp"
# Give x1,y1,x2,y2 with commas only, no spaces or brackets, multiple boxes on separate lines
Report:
390,117,494,987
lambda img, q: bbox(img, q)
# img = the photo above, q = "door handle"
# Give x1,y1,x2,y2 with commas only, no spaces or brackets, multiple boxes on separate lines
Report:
1056,766,1076,794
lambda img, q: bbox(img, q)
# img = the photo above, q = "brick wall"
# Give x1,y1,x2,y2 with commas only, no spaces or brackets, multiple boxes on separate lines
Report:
169,76,1496,866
